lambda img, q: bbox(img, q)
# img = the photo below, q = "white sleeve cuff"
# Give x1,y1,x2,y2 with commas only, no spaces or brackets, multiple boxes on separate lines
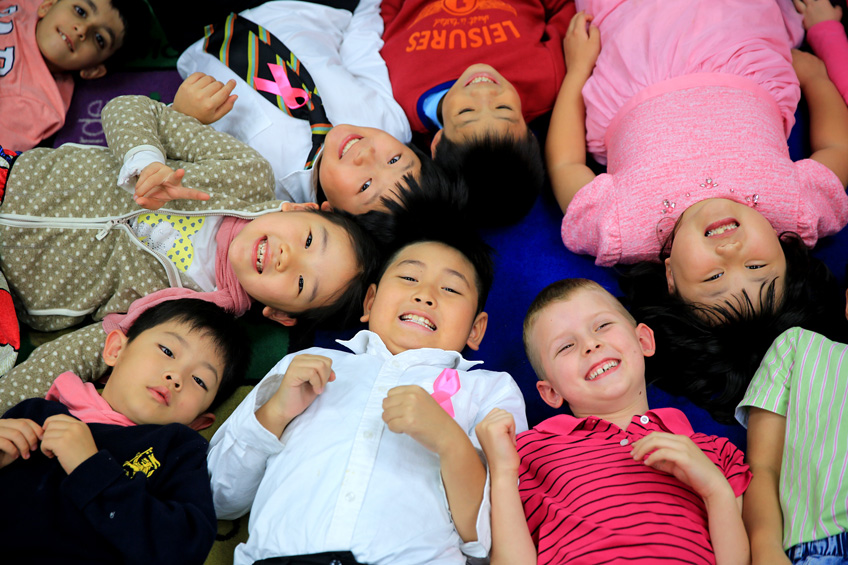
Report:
117,145,166,193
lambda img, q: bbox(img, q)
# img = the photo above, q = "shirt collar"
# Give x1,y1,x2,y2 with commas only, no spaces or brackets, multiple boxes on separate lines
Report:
338,330,483,371
533,407,694,436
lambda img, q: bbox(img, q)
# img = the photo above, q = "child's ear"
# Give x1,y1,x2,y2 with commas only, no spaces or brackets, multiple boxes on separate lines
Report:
262,306,298,326
102,329,129,367
37,0,57,18
464,311,488,351
188,412,216,431
320,201,334,212
360,283,378,323
79,65,107,80
664,258,676,294
536,380,564,409
430,129,443,158
635,323,656,358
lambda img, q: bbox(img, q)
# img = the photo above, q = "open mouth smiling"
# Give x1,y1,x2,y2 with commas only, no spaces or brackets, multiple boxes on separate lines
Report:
399,313,436,331
340,136,362,159
255,238,268,273
465,73,498,87
704,218,739,238
58,29,74,52
586,360,619,381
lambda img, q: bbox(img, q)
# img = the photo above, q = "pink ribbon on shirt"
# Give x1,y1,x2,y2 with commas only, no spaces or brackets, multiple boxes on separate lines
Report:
431,368,461,418
254,63,310,109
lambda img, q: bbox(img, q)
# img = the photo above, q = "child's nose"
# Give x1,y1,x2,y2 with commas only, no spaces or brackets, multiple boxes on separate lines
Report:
165,373,181,390
584,342,601,355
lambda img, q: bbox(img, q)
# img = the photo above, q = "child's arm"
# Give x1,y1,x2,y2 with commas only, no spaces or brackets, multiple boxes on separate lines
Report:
475,409,536,565
794,0,848,104
631,432,750,565
793,49,848,186
547,12,601,213
743,408,791,565
382,385,486,543
207,353,334,519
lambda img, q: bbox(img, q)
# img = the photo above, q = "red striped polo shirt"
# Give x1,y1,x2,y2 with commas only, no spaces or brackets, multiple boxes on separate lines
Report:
516,408,751,565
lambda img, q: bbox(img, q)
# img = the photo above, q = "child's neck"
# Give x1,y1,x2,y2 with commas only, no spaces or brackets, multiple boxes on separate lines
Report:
574,396,650,431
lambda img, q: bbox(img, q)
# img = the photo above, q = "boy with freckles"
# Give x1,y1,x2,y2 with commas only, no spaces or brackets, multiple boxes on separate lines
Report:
476,279,752,565
207,229,527,565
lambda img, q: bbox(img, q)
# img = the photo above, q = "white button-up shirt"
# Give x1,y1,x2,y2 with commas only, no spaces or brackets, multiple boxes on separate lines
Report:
208,331,528,565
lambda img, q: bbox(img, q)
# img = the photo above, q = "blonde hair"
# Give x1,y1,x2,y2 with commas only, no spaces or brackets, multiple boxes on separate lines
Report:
523,279,636,380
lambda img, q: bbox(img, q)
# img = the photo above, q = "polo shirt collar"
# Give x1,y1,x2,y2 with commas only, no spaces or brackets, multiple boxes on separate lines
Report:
338,330,483,371
534,407,694,436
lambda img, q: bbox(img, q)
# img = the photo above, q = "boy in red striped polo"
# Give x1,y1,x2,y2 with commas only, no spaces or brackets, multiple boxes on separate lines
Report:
476,278,752,565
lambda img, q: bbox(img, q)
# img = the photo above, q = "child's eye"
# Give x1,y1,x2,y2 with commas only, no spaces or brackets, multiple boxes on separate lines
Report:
159,345,174,358
305,231,312,249
556,343,573,355
192,376,208,391
704,273,723,282
298,275,304,293
399,275,417,282
360,180,371,192
442,286,460,295
74,5,86,17
458,108,472,114
496,105,511,110
747,264,765,270
95,33,105,49
388,155,400,165
596,322,613,331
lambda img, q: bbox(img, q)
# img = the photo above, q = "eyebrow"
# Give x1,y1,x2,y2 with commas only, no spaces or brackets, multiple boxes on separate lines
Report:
396,260,471,287
165,332,220,384
308,225,329,304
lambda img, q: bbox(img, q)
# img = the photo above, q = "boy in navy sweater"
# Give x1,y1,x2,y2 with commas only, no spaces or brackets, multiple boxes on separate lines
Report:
0,298,249,564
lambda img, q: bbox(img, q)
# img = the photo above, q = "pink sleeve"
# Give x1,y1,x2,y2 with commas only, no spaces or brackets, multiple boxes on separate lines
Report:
794,158,848,246
0,94,65,151
561,174,623,266
807,20,848,106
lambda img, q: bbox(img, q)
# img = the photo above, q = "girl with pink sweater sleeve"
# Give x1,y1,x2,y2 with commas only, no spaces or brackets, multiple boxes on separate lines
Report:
548,0,848,316
796,0,848,105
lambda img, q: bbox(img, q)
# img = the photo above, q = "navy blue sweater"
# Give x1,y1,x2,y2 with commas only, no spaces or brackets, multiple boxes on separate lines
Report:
0,398,216,564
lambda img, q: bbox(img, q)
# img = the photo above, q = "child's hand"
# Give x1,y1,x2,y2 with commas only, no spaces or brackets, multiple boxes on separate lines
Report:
793,0,843,30
791,48,829,86
256,354,336,437
40,414,97,475
173,72,239,125
382,385,461,455
279,201,320,212
564,11,601,83
0,418,43,469
630,432,730,501
134,162,211,210
475,408,520,476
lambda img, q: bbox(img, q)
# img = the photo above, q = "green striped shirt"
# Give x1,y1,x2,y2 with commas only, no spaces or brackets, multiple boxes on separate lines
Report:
736,327,848,549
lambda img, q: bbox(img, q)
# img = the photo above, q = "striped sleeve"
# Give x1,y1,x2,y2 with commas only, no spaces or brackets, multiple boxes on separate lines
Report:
736,327,799,427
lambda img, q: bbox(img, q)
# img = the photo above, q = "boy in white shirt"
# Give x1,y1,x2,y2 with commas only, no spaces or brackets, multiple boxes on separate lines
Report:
207,227,527,565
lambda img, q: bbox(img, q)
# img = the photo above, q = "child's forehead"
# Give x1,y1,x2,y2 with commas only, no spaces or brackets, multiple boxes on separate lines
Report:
383,241,476,277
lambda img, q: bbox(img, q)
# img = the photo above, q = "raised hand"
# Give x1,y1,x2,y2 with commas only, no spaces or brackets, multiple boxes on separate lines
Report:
173,72,239,124
475,408,520,476
564,11,601,83
134,162,211,210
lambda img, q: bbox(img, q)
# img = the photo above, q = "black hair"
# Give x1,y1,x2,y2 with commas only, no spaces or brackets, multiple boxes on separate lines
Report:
371,182,494,315
433,128,545,228
100,0,155,71
284,209,381,330
125,299,251,413
620,233,848,423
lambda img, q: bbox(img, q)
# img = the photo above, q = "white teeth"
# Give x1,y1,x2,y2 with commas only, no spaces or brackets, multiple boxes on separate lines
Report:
256,240,267,273
400,314,436,331
341,138,359,157
588,360,619,380
469,77,495,84
706,222,739,237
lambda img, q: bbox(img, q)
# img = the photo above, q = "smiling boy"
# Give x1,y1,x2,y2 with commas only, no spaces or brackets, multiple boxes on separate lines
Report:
0,299,249,563
0,0,150,150
207,230,527,565
476,279,752,565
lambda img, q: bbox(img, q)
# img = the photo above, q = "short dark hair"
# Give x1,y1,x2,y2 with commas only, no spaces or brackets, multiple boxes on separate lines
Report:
374,191,494,315
434,128,544,227
125,299,251,412
286,209,381,330
101,0,155,71
619,233,848,423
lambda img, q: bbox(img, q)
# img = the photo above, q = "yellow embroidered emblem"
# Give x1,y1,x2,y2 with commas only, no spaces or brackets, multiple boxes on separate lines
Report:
137,213,205,272
123,447,161,479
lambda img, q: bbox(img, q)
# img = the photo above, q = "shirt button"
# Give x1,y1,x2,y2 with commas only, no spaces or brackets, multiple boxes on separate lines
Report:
345,492,355,502
640,415,650,424
619,438,629,446
331,561,342,565
364,431,374,440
